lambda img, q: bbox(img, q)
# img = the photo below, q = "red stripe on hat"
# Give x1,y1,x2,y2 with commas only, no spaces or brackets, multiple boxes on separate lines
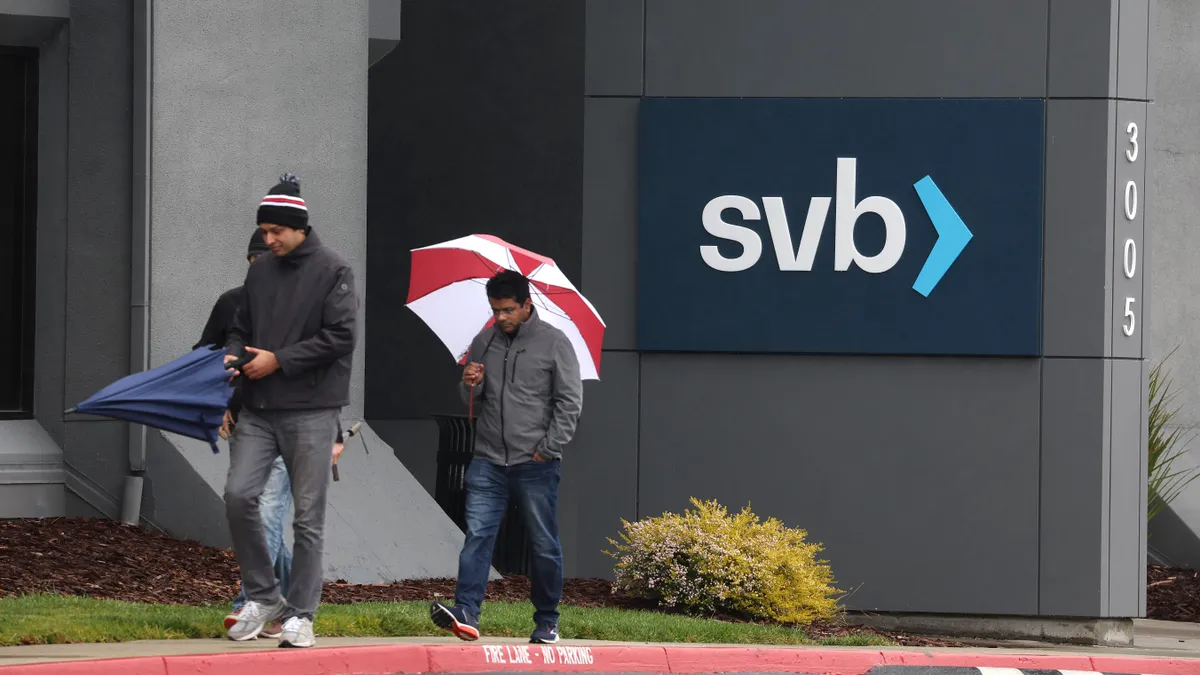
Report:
262,196,305,206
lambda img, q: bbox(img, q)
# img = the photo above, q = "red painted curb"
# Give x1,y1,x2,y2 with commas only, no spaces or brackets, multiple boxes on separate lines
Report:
1,643,1198,675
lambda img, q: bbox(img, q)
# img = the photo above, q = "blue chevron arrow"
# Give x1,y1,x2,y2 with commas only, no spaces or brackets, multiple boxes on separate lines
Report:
912,176,972,297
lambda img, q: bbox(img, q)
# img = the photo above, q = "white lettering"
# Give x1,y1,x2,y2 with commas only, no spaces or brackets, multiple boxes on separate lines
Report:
1125,180,1138,221
1126,122,1139,163
483,645,507,664
834,157,906,274
1123,239,1137,279
1124,297,1136,337
700,195,763,272
555,646,595,665
540,646,556,664
763,196,831,271
506,645,533,664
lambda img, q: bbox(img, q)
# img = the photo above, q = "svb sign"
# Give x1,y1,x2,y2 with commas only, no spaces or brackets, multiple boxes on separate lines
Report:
701,158,972,298
636,97,1045,356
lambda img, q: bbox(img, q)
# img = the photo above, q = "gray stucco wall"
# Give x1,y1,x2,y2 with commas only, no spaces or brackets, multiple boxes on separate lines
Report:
1147,0,1200,566
146,0,466,581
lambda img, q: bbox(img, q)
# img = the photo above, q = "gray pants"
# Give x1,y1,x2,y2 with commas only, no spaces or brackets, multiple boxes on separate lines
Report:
225,408,338,620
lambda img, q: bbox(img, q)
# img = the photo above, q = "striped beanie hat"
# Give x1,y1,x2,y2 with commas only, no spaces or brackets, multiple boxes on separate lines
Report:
256,172,308,231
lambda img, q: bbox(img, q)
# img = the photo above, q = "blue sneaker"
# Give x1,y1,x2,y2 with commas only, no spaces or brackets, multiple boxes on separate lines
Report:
430,601,480,641
530,622,559,644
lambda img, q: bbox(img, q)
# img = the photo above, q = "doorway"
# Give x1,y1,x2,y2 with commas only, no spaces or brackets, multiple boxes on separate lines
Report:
0,50,37,417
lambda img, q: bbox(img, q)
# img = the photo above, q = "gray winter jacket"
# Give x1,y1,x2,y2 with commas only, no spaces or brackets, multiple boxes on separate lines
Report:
460,309,583,465
226,229,358,411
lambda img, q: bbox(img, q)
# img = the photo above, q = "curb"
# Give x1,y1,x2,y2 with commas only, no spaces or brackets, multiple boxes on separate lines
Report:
1,644,1198,675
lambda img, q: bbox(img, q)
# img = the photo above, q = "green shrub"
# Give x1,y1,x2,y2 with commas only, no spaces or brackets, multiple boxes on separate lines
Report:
1149,348,1200,523
605,498,841,625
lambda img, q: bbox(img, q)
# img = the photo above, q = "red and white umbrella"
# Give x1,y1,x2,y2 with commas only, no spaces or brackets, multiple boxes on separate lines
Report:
405,234,605,380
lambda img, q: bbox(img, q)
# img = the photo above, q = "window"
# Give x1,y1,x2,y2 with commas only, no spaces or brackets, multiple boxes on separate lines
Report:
0,50,37,418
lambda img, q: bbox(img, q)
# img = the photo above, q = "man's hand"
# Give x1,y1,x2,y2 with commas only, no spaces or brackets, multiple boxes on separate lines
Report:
218,410,234,440
224,354,240,381
332,442,345,465
463,362,485,387
533,451,547,462
241,346,280,380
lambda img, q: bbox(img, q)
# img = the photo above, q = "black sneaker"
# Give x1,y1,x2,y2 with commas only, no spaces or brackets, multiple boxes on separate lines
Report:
430,601,480,641
530,622,559,644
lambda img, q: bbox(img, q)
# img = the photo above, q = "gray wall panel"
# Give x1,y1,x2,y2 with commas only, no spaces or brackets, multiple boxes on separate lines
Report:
0,484,64,517
639,354,1041,614
1118,0,1151,101
33,25,68,447
562,351,638,579
1040,358,1109,616
582,98,638,351
370,418,440,497
1139,357,1149,615
366,0,586,419
1043,99,1116,358
1112,101,1148,358
1108,358,1143,616
62,421,128,506
585,0,643,96
150,0,368,419
1048,0,1117,99
63,0,132,407
644,0,1049,98
140,430,231,549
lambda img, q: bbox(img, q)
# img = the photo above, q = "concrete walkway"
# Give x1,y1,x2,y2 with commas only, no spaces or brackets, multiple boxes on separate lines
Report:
0,620,1197,673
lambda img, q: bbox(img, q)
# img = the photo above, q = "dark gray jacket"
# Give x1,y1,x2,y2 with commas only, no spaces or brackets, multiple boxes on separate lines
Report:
461,309,583,465
226,229,358,412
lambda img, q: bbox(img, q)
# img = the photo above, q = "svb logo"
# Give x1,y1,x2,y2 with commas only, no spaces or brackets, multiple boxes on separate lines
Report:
699,158,973,297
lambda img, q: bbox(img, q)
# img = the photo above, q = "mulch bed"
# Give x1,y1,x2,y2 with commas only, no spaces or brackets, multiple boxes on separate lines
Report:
28,517,1200,648
1147,564,1200,622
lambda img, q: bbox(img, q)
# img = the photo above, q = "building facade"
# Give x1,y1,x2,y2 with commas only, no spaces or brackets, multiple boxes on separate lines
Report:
2,0,1194,620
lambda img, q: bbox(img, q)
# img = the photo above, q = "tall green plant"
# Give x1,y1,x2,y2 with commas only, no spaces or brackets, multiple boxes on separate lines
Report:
1148,348,1200,523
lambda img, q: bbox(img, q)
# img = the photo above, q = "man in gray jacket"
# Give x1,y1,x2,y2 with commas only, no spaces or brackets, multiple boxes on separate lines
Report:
222,172,358,649
430,269,583,645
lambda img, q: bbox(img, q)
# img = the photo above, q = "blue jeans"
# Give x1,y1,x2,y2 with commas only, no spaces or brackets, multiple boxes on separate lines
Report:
231,454,293,612
455,458,563,626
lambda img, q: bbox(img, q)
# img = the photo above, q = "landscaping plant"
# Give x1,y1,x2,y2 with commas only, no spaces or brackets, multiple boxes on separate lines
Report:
1149,347,1200,523
606,497,841,625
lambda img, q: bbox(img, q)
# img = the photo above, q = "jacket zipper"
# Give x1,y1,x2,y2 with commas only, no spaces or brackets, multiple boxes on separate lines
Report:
511,350,523,383
499,336,512,466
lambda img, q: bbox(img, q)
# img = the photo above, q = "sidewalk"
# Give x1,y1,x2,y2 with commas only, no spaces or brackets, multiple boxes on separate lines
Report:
1,626,1199,675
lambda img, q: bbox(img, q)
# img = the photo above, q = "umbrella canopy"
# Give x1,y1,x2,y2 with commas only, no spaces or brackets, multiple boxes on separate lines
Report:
406,234,605,380
66,347,235,453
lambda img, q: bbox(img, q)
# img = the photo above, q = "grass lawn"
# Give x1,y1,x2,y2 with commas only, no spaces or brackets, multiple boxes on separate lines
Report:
0,595,892,648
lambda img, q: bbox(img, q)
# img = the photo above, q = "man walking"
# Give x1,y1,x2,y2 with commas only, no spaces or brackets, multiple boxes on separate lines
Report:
195,230,293,639
430,270,583,645
223,172,358,649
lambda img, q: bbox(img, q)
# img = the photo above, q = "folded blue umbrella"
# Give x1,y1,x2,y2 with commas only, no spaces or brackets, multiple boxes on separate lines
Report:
65,347,236,453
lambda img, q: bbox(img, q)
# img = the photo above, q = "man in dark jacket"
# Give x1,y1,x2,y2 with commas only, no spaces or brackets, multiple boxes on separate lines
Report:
430,270,583,645
222,172,358,649
196,230,292,639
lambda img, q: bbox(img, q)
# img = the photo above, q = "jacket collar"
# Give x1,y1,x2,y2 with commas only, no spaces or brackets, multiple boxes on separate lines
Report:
494,305,543,341
281,228,321,264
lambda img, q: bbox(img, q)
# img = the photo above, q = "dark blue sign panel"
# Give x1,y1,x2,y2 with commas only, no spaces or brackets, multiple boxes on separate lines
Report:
637,98,1045,356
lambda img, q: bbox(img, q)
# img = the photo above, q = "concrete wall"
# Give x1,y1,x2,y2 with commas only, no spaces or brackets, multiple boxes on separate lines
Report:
1147,0,1200,566
145,0,466,581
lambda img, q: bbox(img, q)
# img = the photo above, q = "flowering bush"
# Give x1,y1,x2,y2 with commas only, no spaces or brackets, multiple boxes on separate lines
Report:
605,498,841,625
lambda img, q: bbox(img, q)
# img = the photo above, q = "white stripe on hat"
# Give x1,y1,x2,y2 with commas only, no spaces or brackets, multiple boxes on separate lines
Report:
260,195,308,211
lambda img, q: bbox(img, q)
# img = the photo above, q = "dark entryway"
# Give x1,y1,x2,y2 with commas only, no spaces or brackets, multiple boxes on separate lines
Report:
0,50,37,418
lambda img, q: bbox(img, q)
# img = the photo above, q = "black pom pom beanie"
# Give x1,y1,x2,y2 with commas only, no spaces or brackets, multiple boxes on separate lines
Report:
256,172,308,231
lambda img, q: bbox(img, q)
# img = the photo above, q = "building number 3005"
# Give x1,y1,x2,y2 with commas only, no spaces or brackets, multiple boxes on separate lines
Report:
1122,120,1140,339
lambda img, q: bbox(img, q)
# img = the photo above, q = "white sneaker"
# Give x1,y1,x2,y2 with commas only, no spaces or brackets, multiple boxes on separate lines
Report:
278,616,316,648
226,599,286,642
